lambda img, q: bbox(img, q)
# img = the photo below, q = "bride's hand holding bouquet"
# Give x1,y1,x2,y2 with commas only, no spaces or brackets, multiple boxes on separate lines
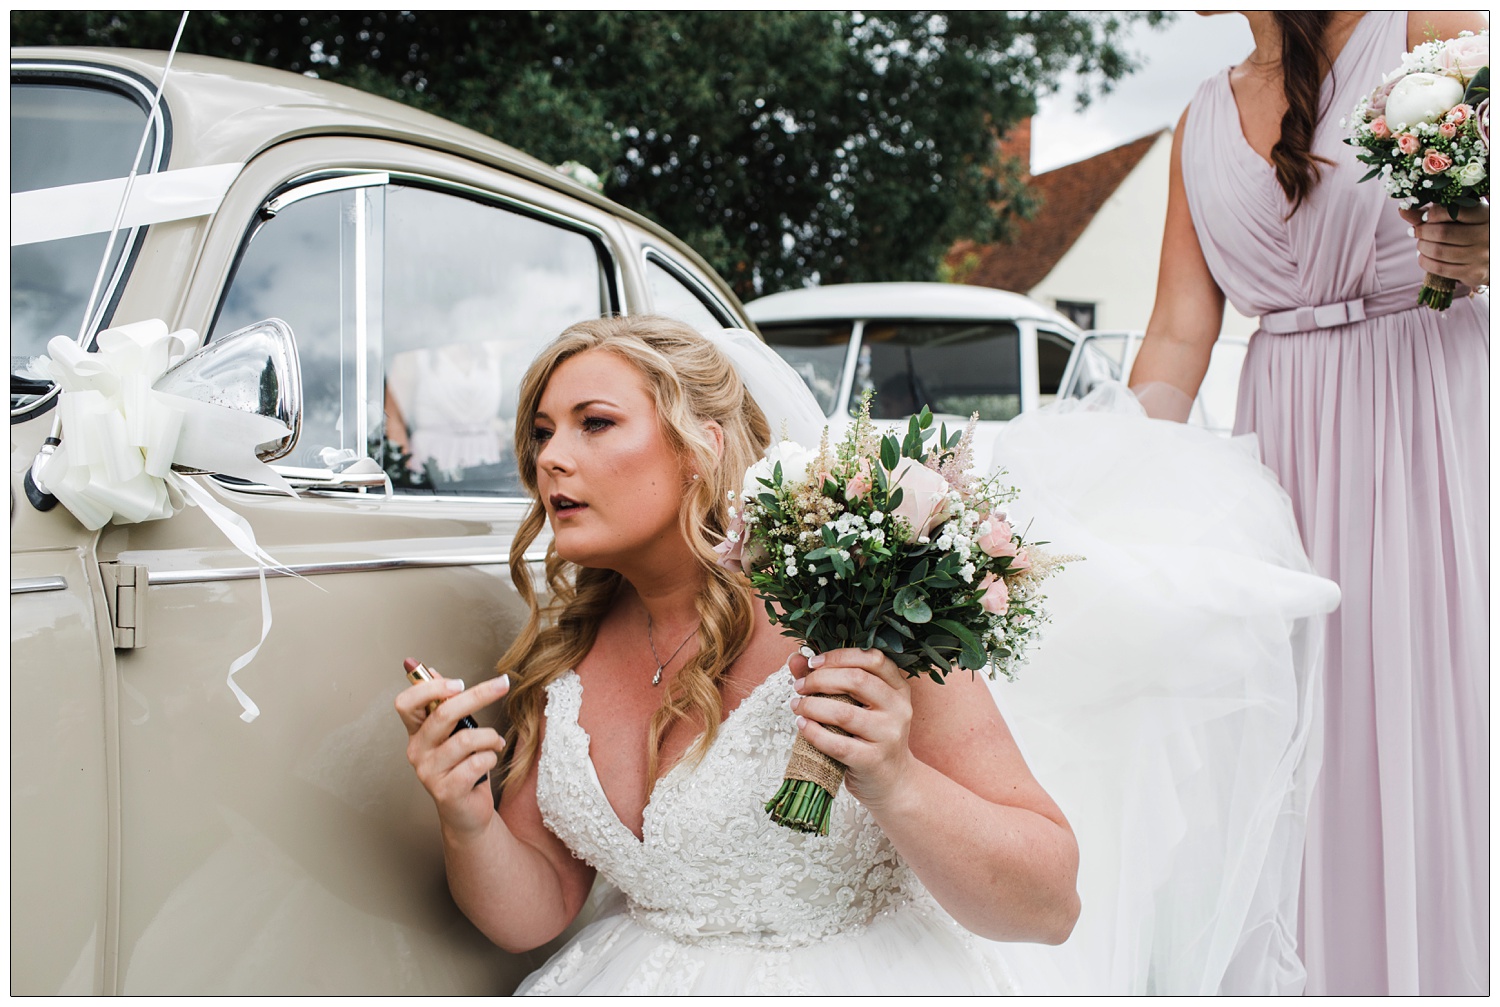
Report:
718,396,1068,833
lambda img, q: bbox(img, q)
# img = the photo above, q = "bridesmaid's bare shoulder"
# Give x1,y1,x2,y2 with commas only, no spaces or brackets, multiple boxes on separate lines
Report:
1407,11,1488,50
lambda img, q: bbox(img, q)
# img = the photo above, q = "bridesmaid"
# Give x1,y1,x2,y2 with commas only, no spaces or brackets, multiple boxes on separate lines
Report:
1129,11,1488,997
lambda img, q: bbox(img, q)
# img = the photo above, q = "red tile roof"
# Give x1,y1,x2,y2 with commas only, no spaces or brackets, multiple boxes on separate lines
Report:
952,128,1166,293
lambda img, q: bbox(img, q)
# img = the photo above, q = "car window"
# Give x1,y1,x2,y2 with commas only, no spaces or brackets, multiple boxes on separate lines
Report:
851,321,1021,421
760,322,852,417
11,80,160,411
1036,329,1075,406
646,256,731,332
1062,336,1122,401
213,179,612,496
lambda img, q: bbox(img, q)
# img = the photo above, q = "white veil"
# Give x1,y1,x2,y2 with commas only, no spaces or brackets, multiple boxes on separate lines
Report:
702,328,828,448
695,327,1338,994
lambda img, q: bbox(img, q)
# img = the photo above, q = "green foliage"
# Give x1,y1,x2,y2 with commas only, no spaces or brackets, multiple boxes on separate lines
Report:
13,10,1170,298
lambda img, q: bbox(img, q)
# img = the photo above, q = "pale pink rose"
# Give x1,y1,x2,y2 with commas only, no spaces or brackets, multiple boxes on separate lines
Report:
1478,98,1491,153
1010,547,1032,575
1439,121,1459,139
978,573,1009,615
1397,132,1422,155
714,508,748,571
1437,34,1489,79
844,457,873,502
1423,149,1454,174
1368,76,1400,116
978,517,1018,560
1446,103,1474,126
887,457,951,537
1370,116,1392,139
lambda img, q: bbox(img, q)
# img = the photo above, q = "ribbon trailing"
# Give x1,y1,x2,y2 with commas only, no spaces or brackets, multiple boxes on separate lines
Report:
32,319,299,722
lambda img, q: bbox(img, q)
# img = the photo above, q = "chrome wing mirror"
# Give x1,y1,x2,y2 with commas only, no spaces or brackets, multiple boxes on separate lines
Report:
153,317,303,469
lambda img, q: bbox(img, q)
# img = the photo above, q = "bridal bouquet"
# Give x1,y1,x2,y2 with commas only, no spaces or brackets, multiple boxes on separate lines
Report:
717,399,1066,834
1345,29,1489,309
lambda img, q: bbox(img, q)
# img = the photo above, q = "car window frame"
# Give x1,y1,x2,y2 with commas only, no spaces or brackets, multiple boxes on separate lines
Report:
641,247,738,329
208,166,626,504
10,59,173,423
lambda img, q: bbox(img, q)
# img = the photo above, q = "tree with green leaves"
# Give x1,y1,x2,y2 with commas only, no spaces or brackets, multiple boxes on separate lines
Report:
13,11,1170,299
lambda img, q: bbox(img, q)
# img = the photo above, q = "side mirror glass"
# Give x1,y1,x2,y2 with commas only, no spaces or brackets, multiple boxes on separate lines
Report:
153,317,302,466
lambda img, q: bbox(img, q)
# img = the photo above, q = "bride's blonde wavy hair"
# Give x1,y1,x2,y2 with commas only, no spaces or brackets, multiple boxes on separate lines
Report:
497,315,771,791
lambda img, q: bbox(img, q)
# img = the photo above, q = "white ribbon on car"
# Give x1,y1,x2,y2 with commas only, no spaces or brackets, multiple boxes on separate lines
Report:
10,162,242,247
31,319,298,723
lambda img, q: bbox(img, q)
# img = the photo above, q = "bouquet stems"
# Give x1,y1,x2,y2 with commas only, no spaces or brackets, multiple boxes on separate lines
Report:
1418,271,1457,310
765,693,854,835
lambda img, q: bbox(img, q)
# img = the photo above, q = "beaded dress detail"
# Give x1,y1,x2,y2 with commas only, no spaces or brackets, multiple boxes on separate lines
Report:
515,666,1017,995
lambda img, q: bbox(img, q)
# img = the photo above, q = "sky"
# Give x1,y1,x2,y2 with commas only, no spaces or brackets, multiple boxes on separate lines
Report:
1032,13,1255,174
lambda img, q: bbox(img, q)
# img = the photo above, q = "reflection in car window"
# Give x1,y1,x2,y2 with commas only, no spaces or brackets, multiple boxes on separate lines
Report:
1036,329,1075,406
851,321,1021,421
760,322,852,417
11,82,157,405
214,180,611,496
646,258,728,333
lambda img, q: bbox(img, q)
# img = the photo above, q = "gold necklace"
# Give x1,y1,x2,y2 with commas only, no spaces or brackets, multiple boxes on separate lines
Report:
646,614,698,686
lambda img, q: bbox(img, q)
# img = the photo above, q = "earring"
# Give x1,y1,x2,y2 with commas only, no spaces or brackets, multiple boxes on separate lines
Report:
692,473,701,481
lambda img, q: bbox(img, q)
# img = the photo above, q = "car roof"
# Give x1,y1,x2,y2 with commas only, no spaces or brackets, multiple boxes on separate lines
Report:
746,282,1079,331
12,46,745,314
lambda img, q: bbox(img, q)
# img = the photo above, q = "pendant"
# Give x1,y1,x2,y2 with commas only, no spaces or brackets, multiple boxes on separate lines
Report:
652,665,663,686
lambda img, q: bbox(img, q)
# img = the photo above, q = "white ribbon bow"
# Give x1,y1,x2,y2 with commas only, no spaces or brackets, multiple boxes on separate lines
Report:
33,319,300,722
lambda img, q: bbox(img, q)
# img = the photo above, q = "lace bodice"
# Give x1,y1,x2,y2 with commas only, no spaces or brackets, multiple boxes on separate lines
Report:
535,666,934,949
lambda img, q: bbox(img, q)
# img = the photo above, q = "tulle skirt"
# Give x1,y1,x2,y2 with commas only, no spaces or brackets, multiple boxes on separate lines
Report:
516,385,1340,995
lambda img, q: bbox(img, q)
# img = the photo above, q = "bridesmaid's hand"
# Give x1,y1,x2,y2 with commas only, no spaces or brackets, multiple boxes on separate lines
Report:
790,648,917,811
1400,202,1489,288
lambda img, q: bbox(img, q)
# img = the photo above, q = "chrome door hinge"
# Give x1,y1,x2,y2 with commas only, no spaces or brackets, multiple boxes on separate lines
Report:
99,562,148,649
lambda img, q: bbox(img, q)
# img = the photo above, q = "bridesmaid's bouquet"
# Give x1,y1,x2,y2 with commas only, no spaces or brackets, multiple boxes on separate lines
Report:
717,398,1067,834
1345,29,1489,309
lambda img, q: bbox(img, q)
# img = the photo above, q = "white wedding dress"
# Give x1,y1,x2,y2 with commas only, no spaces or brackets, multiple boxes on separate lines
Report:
515,384,1340,996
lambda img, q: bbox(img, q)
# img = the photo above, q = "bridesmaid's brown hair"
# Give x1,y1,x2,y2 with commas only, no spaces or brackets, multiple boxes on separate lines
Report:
1272,12,1337,213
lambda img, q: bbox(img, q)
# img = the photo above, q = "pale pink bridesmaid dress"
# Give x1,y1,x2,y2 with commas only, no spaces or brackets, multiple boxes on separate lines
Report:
1181,11,1488,996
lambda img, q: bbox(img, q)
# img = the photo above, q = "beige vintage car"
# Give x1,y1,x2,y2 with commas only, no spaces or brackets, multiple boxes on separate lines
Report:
11,47,749,995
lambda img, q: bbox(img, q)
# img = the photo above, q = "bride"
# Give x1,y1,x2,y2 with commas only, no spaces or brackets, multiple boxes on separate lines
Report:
396,314,1338,995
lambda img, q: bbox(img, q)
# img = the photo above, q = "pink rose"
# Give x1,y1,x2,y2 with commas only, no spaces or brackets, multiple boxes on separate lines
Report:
1370,116,1391,139
887,457,951,537
844,457,873,502
1397,132,1422,155
978,573,1009,615
714,507,748,571
1478,98,1491,153
978,517,1018,560
1010,547,1032,575
1423,149,1453,174
1446,103,1474,126
1438,121,1459,139
1437,34,1489,79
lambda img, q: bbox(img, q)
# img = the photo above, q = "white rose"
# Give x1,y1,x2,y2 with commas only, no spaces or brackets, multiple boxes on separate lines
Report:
1456,159,1487,187
1385,72,1466,129
743,440,817,497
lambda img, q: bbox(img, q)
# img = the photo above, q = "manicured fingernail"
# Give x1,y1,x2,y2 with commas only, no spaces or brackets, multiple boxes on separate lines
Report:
496,674,510,692
1407,226,1416,237
799,645,814,658
795,715,807,730
794,676,807,692
447,678,465,693
808,654,825,668
788,695,801,710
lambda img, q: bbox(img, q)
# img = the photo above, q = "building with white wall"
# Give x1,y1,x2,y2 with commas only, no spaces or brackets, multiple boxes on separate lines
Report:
950,119,1256,340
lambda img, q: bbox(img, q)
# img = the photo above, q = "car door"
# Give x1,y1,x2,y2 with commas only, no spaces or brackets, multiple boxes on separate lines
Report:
90,136,628,993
